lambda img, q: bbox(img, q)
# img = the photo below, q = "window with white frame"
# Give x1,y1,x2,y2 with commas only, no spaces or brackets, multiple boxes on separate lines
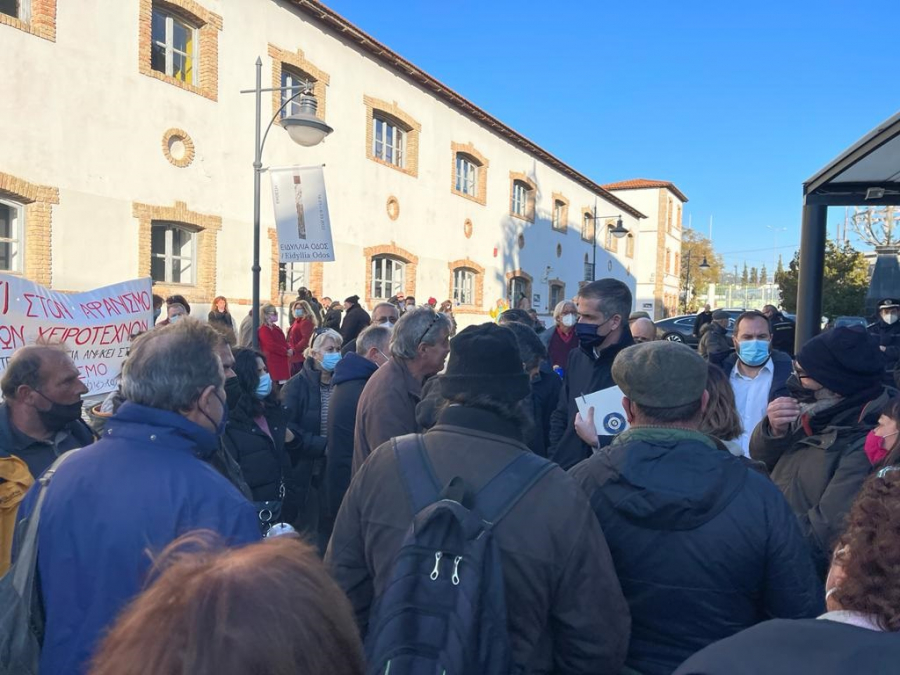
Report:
151,222,196,284
151,6,197,85
371,256,405,299
511,181,529,217
582,212,595,242
452,268,475,305
552,200,565,230
0,199,24,273
373,116,405,167
455,155,478,197
508,276,530,308
278,262,305,293
281,67,311,119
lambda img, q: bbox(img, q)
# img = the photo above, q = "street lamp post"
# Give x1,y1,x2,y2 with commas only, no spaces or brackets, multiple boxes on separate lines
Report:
241,57,333,349
682,248,710,313
586,207,628,281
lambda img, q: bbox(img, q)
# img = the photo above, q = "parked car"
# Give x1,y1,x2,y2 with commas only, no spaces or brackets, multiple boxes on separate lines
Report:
654,309,746,347
833,316,868,329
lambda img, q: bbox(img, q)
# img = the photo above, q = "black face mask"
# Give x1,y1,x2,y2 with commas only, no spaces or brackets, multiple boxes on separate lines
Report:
786,374,817,404
35,391,83,432
575,316,615,351
224,376,243,411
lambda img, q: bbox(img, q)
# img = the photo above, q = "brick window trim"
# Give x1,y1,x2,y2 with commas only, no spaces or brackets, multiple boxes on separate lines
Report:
505,269,533,308
0,0,56,40
509,172,536,222
547,279,567,312
551,192,569,233
363,243,418,307
268,43,330,125
450,142,489,205
447,258,485,314
364,96,421,178
604,218,620,253
580,206,595,243
133,200,222,304
0,171,58,286
626,232,635,258
138,0,223,102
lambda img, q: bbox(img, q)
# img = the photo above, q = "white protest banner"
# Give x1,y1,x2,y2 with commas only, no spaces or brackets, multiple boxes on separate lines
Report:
270,165,335,263
0,275,153,395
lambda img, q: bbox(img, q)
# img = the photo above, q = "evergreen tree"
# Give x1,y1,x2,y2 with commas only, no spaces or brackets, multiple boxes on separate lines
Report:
750,267,759,285
776,255,784,277
741,263,749,286
760,265,768,285
775,241,868,316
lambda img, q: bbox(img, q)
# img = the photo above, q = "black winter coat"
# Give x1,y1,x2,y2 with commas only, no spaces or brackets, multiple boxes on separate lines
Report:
530,363,562,458
698,322,732,365
324,352,378,529
222,399,298,523
548,328,634,469
674,617,900,675
570,428,823,675
281,359,331,532
340,304,371,344
323,308,342,330
868,318,900,376
749,388,888,576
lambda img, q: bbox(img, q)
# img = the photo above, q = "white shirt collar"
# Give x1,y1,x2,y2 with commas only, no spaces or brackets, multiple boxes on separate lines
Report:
731,356,775,380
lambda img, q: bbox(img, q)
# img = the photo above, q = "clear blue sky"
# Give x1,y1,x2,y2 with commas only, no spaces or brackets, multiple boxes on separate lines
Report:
325,0,899,273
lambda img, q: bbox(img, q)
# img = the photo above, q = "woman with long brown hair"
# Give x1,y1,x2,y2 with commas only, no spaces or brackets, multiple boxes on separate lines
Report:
90,534,363,675
207,295,236,345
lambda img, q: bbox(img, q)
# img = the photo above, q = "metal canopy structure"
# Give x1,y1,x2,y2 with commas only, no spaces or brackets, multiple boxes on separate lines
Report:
796,111,900,349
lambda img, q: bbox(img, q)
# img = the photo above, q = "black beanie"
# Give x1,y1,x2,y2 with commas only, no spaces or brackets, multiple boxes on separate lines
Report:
440,324,530,403
796,326,883,396
344,295,359,305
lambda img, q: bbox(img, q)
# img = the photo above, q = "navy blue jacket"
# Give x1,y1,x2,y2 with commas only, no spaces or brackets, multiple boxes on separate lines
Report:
570,429,823,675
721,349,793,402
16,402,260,675
548,329,635,469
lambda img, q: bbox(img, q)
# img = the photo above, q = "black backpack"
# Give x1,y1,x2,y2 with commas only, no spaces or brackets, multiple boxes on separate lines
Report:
364,434,554,675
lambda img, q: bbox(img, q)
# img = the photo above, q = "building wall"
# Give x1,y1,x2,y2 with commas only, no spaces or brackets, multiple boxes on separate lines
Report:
0,0,650,328
606,187,684,319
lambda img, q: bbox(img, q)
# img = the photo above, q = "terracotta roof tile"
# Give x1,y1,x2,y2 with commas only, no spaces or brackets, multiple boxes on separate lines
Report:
602,179,688,203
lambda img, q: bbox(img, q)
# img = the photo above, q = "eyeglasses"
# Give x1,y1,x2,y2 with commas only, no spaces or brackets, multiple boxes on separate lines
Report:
416,313,441,346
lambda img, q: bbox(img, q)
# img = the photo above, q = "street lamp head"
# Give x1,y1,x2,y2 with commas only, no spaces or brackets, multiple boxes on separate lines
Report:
282,93,333,147
699,256,710,270
610,217,628,239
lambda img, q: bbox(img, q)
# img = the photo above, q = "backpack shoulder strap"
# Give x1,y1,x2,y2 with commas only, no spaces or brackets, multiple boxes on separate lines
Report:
472,452,555,527
11,448,80,593
393,433,441,515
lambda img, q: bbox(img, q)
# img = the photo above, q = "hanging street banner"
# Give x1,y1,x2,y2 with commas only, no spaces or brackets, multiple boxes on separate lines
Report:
270,165,335,263
0,275,153,395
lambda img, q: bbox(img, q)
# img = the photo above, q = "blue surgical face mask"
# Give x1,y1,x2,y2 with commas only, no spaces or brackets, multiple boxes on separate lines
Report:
169,314,181,324
737,339,771,367
255,372,273,399
293,309,304,318
321,352,342,372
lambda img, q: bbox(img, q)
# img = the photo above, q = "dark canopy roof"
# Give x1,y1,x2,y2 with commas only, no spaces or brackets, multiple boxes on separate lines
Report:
804,110,900,207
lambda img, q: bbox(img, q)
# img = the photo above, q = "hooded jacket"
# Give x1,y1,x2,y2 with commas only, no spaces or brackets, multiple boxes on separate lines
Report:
324,352,378,534
15,402,260,675
548,328,635,469
570,427,822,675
327,405,631,675
749,387,889,576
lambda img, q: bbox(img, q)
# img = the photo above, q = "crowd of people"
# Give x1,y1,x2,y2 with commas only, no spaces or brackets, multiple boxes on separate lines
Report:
2,280,900,675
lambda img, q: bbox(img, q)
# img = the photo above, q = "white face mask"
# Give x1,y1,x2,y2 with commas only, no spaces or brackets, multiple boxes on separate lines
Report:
383,321,395,330
884,312,898,325
561,314,577,328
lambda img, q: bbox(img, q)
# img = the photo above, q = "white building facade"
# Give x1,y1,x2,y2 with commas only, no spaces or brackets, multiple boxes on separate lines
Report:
603,180,689,319
1,0,678,327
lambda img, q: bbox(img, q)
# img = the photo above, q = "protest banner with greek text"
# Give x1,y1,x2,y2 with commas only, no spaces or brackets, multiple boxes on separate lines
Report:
0,275,153,395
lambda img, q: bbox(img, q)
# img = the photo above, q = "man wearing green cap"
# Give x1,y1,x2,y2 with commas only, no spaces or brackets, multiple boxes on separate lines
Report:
570,340,821,675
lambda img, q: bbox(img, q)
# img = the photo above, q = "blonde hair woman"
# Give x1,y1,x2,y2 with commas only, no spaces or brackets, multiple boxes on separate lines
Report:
288,300,319,377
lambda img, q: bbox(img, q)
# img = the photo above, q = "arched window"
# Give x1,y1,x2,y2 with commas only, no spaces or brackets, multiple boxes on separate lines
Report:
452,267,476,305
372,114,407,168
582,211,595,242
151,221,197,284
455,154,478,197
371,255,405,300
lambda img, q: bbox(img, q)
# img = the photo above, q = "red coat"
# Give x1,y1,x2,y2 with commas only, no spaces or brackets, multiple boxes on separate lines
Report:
288,318,315,365
258,324,291,381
